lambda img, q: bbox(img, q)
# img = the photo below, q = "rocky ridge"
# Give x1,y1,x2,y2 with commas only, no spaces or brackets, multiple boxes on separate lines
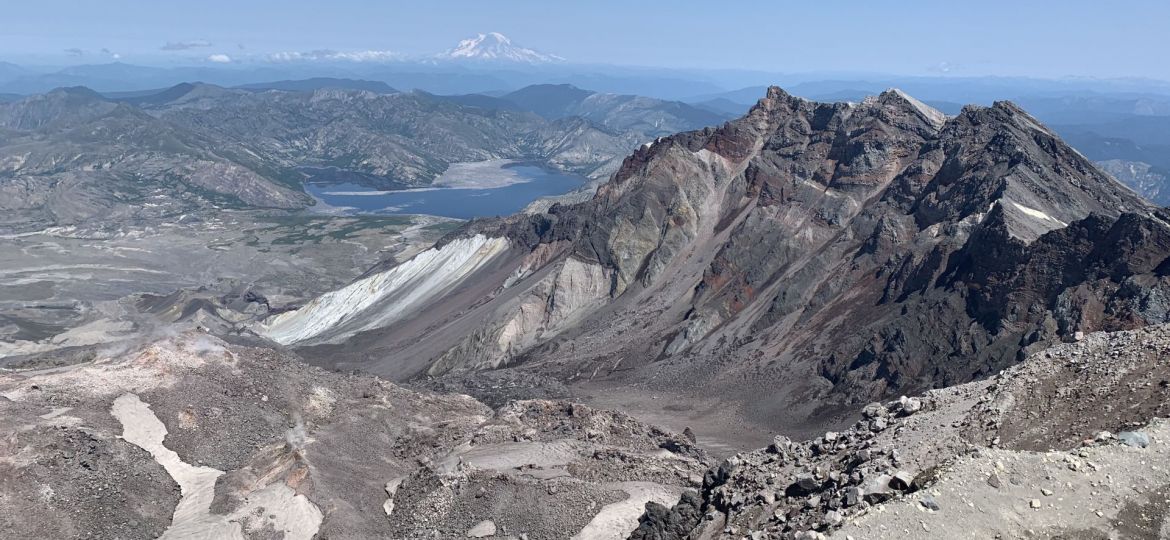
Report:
630,323,1170,539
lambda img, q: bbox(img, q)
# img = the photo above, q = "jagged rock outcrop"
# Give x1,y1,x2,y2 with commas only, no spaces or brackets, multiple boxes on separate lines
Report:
274,87,1170,436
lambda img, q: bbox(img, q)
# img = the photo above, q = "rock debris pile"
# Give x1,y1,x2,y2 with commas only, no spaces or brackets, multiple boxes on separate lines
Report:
632,324,1170,539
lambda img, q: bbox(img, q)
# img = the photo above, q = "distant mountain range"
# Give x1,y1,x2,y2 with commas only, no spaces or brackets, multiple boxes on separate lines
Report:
5,76,1168,231
497,84,727,136
5,38,1170,105
234,77,399,94
0,60,731,100
0,81,730,230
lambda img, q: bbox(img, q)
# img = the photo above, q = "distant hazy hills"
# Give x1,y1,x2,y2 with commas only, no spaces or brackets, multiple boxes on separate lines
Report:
0,81,730,229
0,86,312,229
234,77,400,94
500,84,727,136
0,60,733,100
1097,160,1170,205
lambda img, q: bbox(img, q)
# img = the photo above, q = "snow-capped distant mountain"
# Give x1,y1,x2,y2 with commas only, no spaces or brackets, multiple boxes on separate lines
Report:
439,32,564,64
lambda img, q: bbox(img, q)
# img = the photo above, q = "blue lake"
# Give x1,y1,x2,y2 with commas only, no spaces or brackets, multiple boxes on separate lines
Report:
305,163,586,219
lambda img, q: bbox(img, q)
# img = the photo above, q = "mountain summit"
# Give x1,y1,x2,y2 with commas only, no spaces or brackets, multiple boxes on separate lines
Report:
439,32,564,64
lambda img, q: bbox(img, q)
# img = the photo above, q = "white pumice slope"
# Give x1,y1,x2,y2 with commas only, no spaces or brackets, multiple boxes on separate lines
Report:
260,234,511,345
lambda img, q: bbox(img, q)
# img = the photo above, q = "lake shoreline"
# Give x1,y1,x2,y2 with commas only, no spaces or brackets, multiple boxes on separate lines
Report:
302,160,586,220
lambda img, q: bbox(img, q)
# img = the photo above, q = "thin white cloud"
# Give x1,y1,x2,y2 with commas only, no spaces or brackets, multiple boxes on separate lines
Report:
266,49,404,63
162,40,213,51
207,54,233,63
928,61,961,74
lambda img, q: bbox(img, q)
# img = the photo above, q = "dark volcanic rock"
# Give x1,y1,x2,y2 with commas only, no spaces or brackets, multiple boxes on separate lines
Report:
629,491,705,540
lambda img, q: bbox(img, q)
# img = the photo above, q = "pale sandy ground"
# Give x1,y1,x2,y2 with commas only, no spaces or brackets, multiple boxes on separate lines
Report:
832,420,1170,539
573,380,777,457
0,211,452,362
435,159,533,189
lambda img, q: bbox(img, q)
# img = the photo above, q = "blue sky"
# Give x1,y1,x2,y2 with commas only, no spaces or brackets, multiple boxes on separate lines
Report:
3,0,1168,79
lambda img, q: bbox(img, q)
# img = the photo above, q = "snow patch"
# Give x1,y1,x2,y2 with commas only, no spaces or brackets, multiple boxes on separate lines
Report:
440,32,563,63
111,393,323,540
1009,201,1067,226
382,476,406,516
111,393,237,539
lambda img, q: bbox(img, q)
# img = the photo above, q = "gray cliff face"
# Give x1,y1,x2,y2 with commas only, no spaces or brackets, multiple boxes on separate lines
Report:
296,87,1170,435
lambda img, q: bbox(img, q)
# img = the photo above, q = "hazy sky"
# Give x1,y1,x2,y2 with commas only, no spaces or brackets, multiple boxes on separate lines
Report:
3,0,1167,79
